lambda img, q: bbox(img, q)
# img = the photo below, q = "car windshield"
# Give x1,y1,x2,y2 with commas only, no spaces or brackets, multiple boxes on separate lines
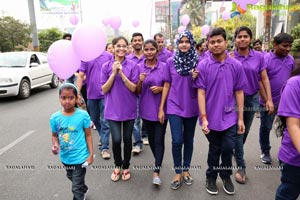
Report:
0,53,27,68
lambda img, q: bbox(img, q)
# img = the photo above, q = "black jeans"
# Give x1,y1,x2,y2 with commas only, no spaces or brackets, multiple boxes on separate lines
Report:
205,125,237,180
108,120,135,169
143,119,168,173
63,163,88,200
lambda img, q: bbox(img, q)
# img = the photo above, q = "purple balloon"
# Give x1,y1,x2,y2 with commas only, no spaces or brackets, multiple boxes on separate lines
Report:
72,24,107,62
69,15,79,25
222,11,231,21
102,17,110,26
109,16,122,30
178,26,186,34
181,14,190,26
201,25,210,36
132,20,140,28
47,40,81,80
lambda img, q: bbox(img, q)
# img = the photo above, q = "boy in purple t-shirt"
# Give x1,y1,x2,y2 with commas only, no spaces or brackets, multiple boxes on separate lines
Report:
275,74,300,200
258,33,294,164
194,27,246,195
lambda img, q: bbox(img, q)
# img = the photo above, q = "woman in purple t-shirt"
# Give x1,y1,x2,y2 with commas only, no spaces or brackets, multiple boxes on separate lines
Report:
275,69,300,200
137,39,168,186
158,30,199,190
233,26,274,184
101,36,139,182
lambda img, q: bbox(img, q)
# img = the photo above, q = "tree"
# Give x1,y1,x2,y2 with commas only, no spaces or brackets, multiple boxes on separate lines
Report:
180,0,204,28
0,16,32,52
38,28,64,52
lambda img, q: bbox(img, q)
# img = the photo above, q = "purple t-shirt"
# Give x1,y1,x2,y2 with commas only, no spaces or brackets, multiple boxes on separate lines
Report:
198,52,209,61
259,52,294,106
79,51,112,99
163,57,199,118
138,61,166,121
194,54,247,131
158,48,173,63
233,49,266,95
100,58,139,121
278,76,300,167
126,53,145,65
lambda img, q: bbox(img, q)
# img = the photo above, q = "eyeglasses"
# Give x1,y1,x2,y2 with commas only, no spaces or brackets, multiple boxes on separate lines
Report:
115,45,127,49
60,96,75,100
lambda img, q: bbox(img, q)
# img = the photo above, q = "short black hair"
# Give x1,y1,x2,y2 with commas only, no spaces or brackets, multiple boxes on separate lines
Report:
153,33,164,40
208,27,227,40
62,33,72,40
234,26,253,39
273,33,294,45
252,39,262,46
196,40,206,50
131,32,144,42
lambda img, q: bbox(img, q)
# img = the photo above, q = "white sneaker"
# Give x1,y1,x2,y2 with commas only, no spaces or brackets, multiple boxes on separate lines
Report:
132,146,142,154
142,138,149,145
101,150,110,159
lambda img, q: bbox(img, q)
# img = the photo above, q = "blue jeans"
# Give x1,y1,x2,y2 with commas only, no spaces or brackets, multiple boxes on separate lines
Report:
205,125,237,180
143,119,168,173
63,163,88,200
87,99,110,151
259,105,277,153
276,161,300,200
133,97,142,148
108,120,134,169
168,114,198,174
235,93,258,172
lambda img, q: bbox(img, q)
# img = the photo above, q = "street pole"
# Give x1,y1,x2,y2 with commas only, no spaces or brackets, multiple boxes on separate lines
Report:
168,0,172,40
263,0,272,50
27,0,39,51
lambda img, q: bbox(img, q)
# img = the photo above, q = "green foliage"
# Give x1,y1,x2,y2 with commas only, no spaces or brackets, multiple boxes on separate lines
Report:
181,0,204,28
213,12,256,40
191,24,202,42
291,23,300,40
0,16,32,52
38,28,64,52
292,38,300,51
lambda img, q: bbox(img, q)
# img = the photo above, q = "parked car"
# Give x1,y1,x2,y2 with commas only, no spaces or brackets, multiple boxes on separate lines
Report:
0,51,59,99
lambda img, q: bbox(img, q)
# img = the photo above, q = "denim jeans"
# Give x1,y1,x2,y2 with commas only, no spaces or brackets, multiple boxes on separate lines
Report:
63,163,88,200
87,98,110,151
108,119,134,169
235,93,259,172
168,114,198,174
205,125,237,180
143,119,168,173
259,105,277,153
275,161,300,200
133,97,142,148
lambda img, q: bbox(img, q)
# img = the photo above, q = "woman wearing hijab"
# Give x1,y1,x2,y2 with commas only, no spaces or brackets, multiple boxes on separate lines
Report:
158,30,200,190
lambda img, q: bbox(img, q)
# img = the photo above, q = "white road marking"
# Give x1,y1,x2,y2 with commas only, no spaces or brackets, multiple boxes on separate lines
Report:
0,130,35,156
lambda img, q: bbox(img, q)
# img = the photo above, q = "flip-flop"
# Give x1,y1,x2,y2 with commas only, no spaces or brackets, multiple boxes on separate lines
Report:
111,169,121,182
235,171,246,184
122,169,131,181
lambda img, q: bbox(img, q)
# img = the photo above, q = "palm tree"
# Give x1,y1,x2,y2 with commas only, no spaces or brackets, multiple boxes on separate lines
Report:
180,0,205,28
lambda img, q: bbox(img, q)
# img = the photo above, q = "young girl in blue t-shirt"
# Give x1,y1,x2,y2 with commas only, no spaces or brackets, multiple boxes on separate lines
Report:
50,83,94,200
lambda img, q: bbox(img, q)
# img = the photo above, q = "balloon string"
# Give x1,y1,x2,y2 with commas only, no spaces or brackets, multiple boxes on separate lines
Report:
220,0,225,12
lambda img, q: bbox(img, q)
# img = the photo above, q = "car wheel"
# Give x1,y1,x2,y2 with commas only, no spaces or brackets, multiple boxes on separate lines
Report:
18,79,31,99
50,74,59,88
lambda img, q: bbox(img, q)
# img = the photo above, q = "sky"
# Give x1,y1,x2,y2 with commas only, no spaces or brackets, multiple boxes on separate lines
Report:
0,0,155,39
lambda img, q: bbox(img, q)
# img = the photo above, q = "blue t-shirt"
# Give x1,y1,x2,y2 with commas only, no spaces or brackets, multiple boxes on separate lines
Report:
50,108,91,165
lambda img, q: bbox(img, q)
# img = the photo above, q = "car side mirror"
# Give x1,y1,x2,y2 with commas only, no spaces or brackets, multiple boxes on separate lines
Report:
30,62,39,67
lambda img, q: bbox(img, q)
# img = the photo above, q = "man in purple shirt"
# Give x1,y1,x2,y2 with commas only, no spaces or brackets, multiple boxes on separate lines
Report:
126,32,147,154
194,27,246,195
275,74,300,200
154,33,173,63
258,33,294,164
77,51,112,159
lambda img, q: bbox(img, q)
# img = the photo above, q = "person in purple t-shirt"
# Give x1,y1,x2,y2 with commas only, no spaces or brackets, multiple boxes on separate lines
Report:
275,70,300,200
232,26,274,184
258,33,294,165
101,36,139,182
137,39,168,186
77,51,112,160
158,30,199,190
195,27,247,195
154,33,173,63
195,40,208,61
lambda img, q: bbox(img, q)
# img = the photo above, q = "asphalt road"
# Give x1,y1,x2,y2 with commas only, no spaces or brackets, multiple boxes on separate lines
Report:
0,86,295,200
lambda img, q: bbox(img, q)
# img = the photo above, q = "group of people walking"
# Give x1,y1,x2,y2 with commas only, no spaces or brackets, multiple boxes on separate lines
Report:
50,26,299,200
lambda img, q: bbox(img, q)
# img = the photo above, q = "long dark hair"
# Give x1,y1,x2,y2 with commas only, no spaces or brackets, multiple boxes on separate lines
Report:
275,63,300,137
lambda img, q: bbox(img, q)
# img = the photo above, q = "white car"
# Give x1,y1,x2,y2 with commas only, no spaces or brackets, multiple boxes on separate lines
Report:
0,51,59,99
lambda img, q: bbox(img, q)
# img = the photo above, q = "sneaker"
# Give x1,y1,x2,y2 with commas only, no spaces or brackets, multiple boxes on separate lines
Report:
183,172,193,185
206,178,218,195
101,150,110,159
222,177,235,195
153,176,162,186
142,138,149,145
170,179,181,190
261,151,272,164
93,125,97,130
132,146,142,154
83,186,89,200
